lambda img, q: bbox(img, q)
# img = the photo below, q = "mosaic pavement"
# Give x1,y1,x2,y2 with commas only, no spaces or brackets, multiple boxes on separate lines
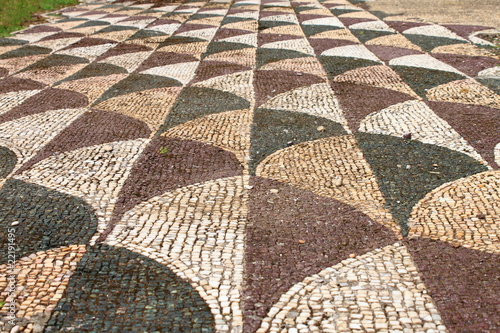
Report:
0,0,499,331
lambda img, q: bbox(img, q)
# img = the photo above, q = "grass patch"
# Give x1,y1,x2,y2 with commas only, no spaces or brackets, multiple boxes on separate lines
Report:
0,0,78,37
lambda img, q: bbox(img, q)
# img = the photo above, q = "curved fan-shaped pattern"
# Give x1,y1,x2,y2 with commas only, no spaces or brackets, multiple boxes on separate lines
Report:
254,69,324,106
250,109,347,175
111,137,243,225
59,62,128,82
107,176,248,330
0,45,51,59
159,87,251,133
256,135,397,231
356,133,488,234
331,82,414,132
140,61,200,84
0,108,87,169
333,65,419,98
403,24,467,41
192,70,254,101
95,86,183,132
309,27,358,41
56,73,127,103
0,54,48,74
406,35,468,53
349,20,395,33
0,77,45,94
406,238,500,332
409,170,500,253
320,56,381,78
98,51,153,73
15,139,149,237
426,79,500,109
162,109,252,166
259,82,347,126
256,48,310,68
426,101,500,169
308,39,358,57
2,0,498,331
18,110,151,173
257,243,446,333
0,90,42,117
321,45,380,62
359,100,487,165
218,31,257,46
159,41,210,56
365,45,422,62
402,25,468,52
244,177,398,332
0,89,88,124
43,244,216,333
261,38,315,55
257,32,302,48
0,245,87,325
204,48,257,67
260,24,304,37
192,60,251,83
390,66,466,98
57,40,116,61
95,73,182,103
431,53,500,78
0,180,97,264
258,56,326,76
389,54,466,75
15,55,89,86
433,42,496,57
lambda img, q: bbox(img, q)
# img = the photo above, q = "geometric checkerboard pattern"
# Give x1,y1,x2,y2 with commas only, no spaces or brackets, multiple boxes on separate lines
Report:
0,0,498,331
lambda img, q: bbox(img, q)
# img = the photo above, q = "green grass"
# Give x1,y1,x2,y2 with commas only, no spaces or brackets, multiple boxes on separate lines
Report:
0,0,78,37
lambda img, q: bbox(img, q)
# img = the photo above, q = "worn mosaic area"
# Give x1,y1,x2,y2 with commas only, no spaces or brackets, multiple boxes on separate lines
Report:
0,0,499,331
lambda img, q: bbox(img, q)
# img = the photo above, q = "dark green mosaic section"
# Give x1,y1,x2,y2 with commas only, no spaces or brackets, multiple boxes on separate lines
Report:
319,56,380,78
301,25,341,37
256,48,310,68
355,133,488,235
221,16,255,26
21,54,88,71
250,108,347,175
258,20,295,31
403,34,468,52
95,73,182,104
159,36,205,48
59,63,128,83
158,87,251,133
44,244,215,333
190,13,223,20
0,179,98,264
0,146,16,178
129,29,168,40
72,20,110,29
477,78,500,94
96,25,137,34
0,45,51,59
204,41,253,58
294,6,319,13
350,29,395,43
390,66,465,98
0,38,28,46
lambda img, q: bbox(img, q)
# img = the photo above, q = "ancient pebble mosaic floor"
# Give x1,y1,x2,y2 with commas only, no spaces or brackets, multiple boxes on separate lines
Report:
0,0,499,331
